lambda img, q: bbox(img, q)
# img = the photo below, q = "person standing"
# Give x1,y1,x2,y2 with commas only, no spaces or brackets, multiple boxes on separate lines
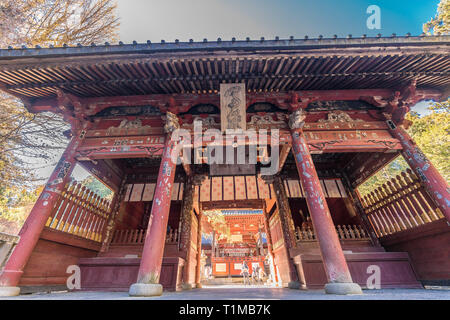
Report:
252,265,259,285
241,261,250,285
258,265,266,285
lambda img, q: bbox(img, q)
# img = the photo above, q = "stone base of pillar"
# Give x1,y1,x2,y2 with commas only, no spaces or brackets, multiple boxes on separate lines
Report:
0,269,23,286
181,283,193,290
129,283,163,297
0,286,20,297
195,283,202,288
288,281,301,289
299,284,308,290
324,282,363,295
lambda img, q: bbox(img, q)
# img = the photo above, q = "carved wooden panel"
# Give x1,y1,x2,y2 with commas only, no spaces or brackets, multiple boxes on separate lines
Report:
220,83,246,131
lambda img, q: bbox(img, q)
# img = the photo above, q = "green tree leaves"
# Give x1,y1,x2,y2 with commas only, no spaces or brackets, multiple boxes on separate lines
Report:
358,100,450,196
423,0,450,35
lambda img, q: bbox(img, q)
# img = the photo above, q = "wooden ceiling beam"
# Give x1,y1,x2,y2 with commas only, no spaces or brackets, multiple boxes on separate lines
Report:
202,200,264,210
6,71,447,92
278,144,291,173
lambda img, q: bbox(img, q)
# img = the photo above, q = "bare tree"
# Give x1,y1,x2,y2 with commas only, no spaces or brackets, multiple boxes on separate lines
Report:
0,0,119,192
0,0,119,47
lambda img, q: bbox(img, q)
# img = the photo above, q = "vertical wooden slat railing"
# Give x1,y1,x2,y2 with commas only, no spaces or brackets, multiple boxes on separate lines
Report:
110,228,179,245
359,168,445,238
295,224,369,242
45,182,112,242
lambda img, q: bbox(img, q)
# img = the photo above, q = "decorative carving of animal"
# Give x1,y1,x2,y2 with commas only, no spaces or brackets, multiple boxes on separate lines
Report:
288,110,306,129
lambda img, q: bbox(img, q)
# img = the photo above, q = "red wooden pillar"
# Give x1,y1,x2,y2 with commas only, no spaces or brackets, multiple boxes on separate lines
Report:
179,177,195,290
289,110,362,295
262,201,279,285
129,112,180,297
272,176,300,288
0,129,86,296
180,175,204,289
388,120,450,222
195,211,203,288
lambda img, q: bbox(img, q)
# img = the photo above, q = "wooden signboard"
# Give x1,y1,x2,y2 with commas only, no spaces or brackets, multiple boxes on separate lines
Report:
220,83,246,132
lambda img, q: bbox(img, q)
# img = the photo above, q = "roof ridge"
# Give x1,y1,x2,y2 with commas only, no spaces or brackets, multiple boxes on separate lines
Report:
1,34,449,54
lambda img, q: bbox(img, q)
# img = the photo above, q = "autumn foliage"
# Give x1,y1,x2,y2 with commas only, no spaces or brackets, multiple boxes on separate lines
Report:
0,0,119,233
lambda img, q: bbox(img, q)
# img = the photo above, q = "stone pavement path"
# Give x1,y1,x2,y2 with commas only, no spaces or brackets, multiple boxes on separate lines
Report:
1,285,449,300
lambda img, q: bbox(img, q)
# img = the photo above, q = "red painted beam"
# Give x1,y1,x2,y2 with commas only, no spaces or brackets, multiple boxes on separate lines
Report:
76,135,165,160
26,88,443,118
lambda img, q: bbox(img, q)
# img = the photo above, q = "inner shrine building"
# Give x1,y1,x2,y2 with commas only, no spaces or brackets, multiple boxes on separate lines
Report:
0,35,449,297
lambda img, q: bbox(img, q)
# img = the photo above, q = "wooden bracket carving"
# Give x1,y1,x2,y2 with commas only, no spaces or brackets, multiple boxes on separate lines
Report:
288,109,306,130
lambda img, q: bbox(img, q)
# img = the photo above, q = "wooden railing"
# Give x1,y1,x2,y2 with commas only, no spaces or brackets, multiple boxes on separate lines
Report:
110,228,179,245
295,224,369,241
45,182,112,242
359,168,445,238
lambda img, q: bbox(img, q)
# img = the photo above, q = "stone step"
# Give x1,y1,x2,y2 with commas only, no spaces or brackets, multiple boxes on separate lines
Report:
77,256,185,292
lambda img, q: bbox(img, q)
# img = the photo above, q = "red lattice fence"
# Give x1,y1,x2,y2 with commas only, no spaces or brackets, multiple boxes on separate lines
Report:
45,182,112,242
359,169,445,237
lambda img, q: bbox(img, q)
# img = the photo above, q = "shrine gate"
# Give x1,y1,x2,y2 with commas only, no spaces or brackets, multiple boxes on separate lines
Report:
0,35,448,297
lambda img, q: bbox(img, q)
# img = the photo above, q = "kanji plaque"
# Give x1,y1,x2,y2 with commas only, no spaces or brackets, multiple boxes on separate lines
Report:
220,83,246,132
